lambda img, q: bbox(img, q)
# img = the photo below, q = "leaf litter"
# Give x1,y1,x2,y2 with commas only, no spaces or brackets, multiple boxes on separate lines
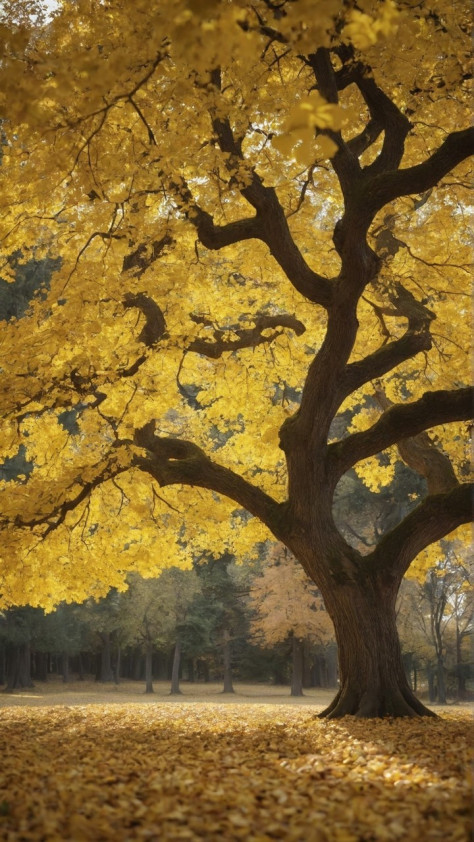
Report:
0,704,470,841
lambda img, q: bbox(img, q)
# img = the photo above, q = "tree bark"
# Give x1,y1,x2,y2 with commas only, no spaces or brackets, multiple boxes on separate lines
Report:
319,578,436,718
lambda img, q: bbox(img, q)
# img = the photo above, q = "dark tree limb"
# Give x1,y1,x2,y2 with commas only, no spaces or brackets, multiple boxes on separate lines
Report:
133,421,287,539
346,65,411,174
122,233,173,277
364,127,474,212
328,387,474,478
188,313,305,358
307,48,361,196
368,483,473,580
373,388,459,495
344,328,432,394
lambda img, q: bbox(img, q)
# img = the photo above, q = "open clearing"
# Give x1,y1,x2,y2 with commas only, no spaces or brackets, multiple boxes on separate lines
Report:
0,682,471,841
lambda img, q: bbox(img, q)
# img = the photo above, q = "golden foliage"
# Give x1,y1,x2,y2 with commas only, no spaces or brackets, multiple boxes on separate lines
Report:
0,0,471,608
0,703,471,841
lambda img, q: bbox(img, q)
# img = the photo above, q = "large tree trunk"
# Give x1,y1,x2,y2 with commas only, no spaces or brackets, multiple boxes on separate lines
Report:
319,578,436,718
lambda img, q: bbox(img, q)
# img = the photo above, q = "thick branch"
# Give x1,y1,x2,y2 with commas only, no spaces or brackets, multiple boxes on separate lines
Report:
396,431,459,494
348,66,411,173
364,128,474,211
344,328,432,394
122,292,167,348
133,421,287,539
121,292,167,376
203,82,334,307
189,206,261,249
308,49,361,195
374,388,459,494
368,483,473,580
328,388,473,478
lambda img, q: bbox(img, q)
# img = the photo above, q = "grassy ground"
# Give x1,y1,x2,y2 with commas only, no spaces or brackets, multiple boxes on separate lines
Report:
0,677,471,711
0,678,337,708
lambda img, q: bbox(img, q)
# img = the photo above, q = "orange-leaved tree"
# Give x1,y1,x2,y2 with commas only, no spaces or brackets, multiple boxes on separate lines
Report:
250,544,334,696
0,0,472,716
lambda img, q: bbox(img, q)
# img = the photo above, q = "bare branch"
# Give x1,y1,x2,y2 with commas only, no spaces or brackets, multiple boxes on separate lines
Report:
10,447,132,537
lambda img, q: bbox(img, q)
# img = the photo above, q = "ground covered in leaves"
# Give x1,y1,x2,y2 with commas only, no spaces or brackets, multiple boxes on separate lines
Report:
0,701,471,841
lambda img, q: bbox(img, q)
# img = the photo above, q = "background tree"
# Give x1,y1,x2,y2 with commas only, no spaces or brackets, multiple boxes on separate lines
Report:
398,534,473,702
194,553,252,693
0,0,472,717
250,544,334,696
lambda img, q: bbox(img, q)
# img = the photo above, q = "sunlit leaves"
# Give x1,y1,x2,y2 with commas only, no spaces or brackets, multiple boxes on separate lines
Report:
343,1,400,49
0,702,470,841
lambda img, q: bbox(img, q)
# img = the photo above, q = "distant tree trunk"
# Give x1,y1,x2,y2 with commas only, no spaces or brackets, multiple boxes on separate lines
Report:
272,661,287,685
113,644,121,685
302,639,312,688
98,632,115,682
187,658,195,682
77,652,85,681
197,659,210,682
132,647,143,681
427,665,437,702
144,641,154,694
318,579,435,718
290,636,304,697
32,651,48,682
61,652,70,683
222,628,234,694
170,639,182,695
403,652,414,690
455,625,466,700
436,657,447,704
0,644,5,685
4,643,33,692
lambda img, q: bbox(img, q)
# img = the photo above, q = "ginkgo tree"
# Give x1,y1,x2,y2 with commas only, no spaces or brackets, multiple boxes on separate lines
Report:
0,0,472,717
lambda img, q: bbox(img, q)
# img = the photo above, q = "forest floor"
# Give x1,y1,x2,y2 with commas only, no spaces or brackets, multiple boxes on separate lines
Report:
0,682,471,841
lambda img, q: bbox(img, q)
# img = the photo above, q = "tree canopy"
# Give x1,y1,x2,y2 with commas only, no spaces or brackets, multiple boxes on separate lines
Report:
0,0,472,715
